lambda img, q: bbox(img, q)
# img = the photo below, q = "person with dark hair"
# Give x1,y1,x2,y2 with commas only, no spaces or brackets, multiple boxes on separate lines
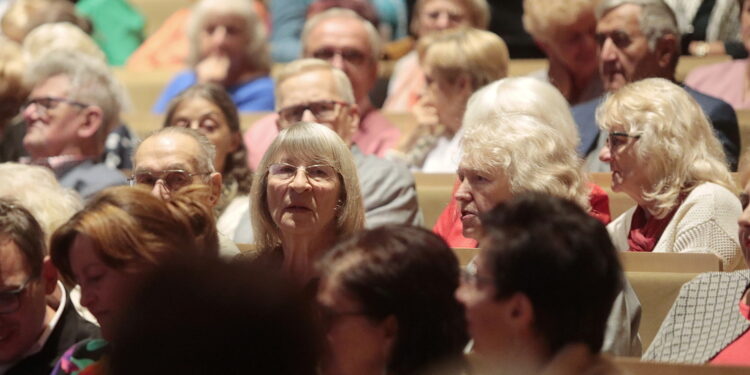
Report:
48,186,219,375
456,193,623,374
317,225,468,375
0,198,99,375
164,83,252,237
109,258,319,375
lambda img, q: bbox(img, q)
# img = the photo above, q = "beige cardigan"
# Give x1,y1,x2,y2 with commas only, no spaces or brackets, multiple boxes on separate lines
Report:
607,182,742,270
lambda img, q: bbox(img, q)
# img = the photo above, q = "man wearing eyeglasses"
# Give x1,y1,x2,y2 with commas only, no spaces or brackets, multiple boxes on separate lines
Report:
0,199,99,375
571,0,740,172
243,8,400,170
20,51,127,198
130,127,240,257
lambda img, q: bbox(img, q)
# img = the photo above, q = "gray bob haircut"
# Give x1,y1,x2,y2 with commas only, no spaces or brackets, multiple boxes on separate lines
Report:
187,0,271,73
133,127,217,174
25,49,123,141
302,8,382,61
596,0,680,50
274,58,355,110
251,122,364,251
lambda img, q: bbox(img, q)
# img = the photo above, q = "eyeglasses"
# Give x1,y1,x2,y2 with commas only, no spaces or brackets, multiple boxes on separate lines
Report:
129,169,211,190
268,163,337,183
318,305,370,328
277,100,349,125
20,97,89,118
606,131,641,149
311,47,368,66
0,277,35,314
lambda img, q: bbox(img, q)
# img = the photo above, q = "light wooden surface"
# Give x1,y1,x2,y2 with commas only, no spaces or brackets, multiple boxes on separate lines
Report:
614,357,750,374
619,252,723,273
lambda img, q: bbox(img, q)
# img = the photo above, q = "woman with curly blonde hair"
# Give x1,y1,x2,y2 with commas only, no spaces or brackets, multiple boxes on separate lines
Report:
598,78,741,269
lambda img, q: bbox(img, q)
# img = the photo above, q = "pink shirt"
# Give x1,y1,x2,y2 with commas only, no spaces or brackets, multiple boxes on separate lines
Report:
243,110,401,170
685,59,750,110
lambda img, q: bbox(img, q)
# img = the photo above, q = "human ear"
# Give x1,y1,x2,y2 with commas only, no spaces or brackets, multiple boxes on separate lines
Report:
655,34,678,69
77,106,104,139
207,172,223,207
41,257,59,295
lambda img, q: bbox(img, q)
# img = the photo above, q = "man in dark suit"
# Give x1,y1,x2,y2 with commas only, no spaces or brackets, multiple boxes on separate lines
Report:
0,199,99,375
572,0,740,171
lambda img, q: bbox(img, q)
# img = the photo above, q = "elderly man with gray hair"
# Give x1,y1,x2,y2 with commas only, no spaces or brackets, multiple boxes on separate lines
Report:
572,0,740,171
130,127,240,257
20,50,127,198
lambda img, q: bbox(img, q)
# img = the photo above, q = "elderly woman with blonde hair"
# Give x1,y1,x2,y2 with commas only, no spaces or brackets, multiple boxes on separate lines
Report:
434,77,611,248
251,122,364,286
395,26,508,172
599,78,742,269
523,0,602,105
153,0,274,113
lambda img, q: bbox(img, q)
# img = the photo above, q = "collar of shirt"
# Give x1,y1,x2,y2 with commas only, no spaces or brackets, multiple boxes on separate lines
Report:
20,155,91,171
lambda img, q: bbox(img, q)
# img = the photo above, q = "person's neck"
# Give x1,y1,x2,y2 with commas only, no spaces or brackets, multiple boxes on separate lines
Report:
474,341,549,375
225,66,264,87
280,228,336,284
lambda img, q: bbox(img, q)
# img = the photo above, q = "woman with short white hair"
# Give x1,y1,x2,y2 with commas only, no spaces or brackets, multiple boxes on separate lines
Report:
599,78,742,269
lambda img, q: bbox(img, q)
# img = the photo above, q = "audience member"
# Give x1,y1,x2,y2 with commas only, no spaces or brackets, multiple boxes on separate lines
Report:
383,0,489,111
643,150,750,365
126,0,270,71
664,0,744,57
455,112,641,356
245,9,401,168
109,258,319,375
20,50,127,198
573,0,740,171
22,22,137,171
432,77,611,249
394,27,508,172
0,198,99,375
74,0,144,66
0,37,28,164
163,84,251,238
523,0,603,105
268,0,314,63
685,0,750,110
48,186,219,375
250,122,365,286
0,0,91,43
456,193,623,374
236,59,420,242
599,78,742,269
130,127,240,257
152,0,274,113
317,225,468,375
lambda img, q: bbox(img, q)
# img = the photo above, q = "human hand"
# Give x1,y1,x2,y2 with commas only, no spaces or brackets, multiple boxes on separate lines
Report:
196,54,230,84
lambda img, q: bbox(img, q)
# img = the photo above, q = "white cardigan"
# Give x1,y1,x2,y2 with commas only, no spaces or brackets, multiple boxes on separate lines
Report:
607,182,742,270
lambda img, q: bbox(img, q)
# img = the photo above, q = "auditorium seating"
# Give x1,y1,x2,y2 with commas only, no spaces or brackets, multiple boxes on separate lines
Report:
413,173,455,228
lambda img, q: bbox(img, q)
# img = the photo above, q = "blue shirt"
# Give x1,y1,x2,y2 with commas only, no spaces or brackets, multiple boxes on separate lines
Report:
152,71,275,113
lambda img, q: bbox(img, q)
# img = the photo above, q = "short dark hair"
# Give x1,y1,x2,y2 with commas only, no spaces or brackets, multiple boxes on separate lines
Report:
109,258,319,375
319,225,468,375
0,198,45,278
480,193,623,354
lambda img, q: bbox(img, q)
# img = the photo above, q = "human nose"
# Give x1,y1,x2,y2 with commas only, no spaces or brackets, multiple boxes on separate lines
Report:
454,280,471,306
435,12,451,29
288,167,311,191
600,37,618,62
300,108,317,122
79,285,96,310
329,52,345,70
150,179,171,200
738,198,750,229
454,178,471,202
210,27,228,47
22,102,42,122
599,143,612,163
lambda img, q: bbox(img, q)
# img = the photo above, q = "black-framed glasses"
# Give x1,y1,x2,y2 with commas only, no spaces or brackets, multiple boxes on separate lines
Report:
268,163,337,184
311,47,368,66
606,131,641,149
20,97,89,118
277,100,349,125
128,169,211,191
0,277,36,314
